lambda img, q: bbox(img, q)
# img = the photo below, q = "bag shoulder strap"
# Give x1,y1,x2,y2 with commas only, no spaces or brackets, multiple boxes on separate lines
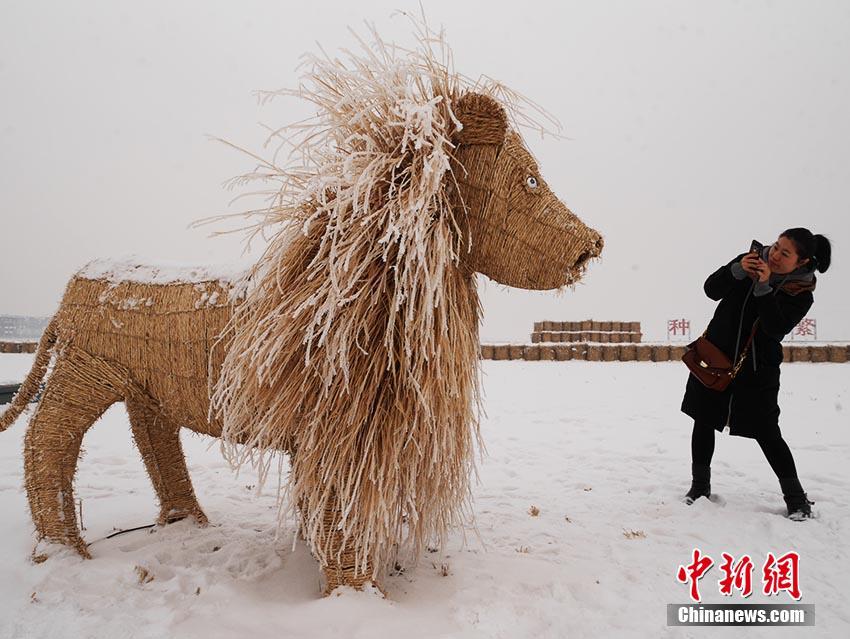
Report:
741,318,760,350
731,319,760,377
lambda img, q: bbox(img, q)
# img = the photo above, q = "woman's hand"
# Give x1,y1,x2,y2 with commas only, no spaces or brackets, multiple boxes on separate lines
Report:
740,253,770,282
740,253,762,277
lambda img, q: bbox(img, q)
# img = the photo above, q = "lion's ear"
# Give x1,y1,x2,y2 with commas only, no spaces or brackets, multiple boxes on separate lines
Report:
453,93,508,145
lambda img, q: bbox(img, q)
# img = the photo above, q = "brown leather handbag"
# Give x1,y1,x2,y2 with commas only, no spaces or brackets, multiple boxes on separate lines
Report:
682,321,759,391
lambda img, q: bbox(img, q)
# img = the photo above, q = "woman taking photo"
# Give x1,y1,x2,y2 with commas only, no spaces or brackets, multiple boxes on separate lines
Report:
681,228,832,520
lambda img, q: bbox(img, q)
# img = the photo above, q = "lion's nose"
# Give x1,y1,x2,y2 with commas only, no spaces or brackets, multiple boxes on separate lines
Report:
592,235,604,257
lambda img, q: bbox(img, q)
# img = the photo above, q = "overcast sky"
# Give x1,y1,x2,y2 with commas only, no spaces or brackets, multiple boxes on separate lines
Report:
1,0,847,342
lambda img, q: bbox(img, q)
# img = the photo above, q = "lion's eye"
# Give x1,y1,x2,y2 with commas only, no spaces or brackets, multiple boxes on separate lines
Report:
526,175,538,189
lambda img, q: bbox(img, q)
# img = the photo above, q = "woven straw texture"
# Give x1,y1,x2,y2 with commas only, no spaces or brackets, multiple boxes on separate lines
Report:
1,20,603,594
6,276,233,560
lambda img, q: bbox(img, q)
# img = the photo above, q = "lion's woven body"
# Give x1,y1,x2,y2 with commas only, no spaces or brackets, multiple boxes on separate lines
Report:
11,270,237,562
55,275,233,437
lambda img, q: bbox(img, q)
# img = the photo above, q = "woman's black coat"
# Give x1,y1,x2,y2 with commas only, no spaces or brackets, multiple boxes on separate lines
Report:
680,252,815,438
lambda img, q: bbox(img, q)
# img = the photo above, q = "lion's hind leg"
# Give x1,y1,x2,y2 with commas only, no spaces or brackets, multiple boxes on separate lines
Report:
24,346,124,560
126,398,208,527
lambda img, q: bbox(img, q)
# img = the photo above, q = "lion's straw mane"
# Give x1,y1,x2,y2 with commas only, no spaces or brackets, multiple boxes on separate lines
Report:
211,20,551,577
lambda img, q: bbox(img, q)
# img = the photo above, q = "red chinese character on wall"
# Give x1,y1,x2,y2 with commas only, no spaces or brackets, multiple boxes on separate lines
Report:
718,553,754,597
677,548,714,602
667,318,691,340
762,551,801,600
793,318,816,338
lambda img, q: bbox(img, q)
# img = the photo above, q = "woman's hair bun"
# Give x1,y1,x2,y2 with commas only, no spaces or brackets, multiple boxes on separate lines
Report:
813,234,831,273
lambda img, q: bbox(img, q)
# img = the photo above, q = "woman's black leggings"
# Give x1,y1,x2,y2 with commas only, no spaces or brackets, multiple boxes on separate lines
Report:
691,420,798,479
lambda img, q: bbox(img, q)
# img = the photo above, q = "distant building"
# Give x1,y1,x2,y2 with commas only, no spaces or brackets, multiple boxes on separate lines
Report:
0,316,50,341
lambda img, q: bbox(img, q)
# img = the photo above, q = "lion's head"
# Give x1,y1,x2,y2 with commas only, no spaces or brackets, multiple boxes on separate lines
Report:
452,92,604,289
211,24,603,584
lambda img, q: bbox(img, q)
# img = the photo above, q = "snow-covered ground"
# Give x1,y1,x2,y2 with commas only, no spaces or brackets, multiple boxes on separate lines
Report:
1,353,847,638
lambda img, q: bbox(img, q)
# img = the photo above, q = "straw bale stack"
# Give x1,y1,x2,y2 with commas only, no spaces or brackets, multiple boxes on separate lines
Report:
480,339,848,364
530,319,642,345
0,342,37,353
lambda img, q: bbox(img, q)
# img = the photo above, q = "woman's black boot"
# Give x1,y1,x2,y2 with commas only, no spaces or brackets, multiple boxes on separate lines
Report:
779,477,814,521
684,464,711,505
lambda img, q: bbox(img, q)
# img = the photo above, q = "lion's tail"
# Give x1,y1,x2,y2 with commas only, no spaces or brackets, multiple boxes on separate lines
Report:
0,316,58,432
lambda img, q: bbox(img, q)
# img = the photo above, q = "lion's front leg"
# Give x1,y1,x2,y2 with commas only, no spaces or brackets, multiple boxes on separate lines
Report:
317,495,379,595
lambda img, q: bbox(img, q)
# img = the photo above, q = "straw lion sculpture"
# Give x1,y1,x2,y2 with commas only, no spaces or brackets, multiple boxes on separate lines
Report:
0,29,603,594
